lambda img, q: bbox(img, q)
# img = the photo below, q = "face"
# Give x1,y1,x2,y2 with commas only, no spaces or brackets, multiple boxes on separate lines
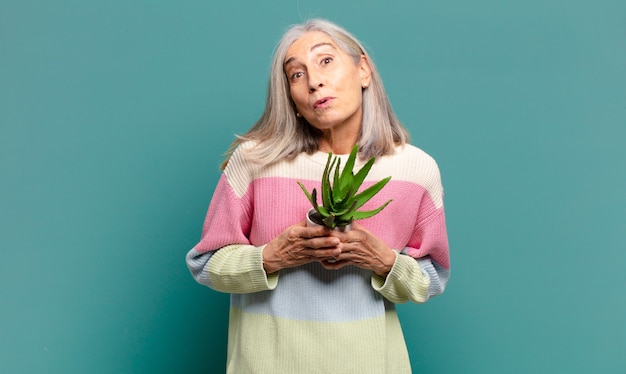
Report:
284,31,371,136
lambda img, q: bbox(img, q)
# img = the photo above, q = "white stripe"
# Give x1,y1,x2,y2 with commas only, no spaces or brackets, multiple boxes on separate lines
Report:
225,142,443,208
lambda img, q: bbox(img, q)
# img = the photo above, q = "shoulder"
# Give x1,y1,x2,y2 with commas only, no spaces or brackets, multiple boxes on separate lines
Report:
373,144,444,205
396,143,438,165
224,140,261,171
224,141,318,195
223,141,262,196
375,144,442,181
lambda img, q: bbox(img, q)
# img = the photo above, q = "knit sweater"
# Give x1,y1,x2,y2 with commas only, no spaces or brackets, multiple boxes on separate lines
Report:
186,142,450,374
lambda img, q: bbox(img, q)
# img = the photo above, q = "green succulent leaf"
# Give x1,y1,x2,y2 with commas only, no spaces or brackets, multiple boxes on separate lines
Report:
330,199,357,217
323,214,337,228
342,144,358,174
321,154,335,210
309,188,321,212
317,204,330,217
331,157,342,205
333,157,341,184
339,199,393,221
352,157,375,192
297,182,314,204
337,145,358,195
352,176,392,210
303,189,329,218
297,143,392,229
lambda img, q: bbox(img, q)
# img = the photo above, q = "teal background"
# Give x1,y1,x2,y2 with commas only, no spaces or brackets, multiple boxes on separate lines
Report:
1,0,624,372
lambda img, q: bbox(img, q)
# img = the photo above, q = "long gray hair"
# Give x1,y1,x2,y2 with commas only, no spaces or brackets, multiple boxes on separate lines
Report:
221,18,409,169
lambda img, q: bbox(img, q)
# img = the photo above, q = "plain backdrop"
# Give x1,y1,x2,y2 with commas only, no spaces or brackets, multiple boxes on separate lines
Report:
1,1,625,372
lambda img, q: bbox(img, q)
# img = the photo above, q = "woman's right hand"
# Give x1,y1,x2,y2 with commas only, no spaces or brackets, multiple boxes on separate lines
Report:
262,221,341,274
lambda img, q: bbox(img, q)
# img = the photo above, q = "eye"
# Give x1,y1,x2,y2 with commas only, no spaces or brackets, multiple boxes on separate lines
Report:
290,71,304,81
321,57,333,65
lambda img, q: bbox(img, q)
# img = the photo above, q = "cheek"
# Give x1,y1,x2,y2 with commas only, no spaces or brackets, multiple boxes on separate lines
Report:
345,83,364,107
290,88,309,111
336,68,363,98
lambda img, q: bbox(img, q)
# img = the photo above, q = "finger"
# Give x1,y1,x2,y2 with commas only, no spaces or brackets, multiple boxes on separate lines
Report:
290,225,328,240
305,236,340,249
328,230,349,240
306,247,341,259
328,229,366,243
320,259,348,270
303,225,332,238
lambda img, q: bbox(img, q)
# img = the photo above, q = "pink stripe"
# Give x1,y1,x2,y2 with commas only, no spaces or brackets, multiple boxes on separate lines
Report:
195,175,252,253
195,175,449,269
250,177,449,268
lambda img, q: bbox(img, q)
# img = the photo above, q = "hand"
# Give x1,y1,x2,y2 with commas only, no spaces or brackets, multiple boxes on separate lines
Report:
262,221,342,274
320,221,396,278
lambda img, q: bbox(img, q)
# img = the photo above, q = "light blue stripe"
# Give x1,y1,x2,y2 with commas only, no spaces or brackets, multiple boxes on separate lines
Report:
417,257,450,299
232,262,388,322
185,248,215,287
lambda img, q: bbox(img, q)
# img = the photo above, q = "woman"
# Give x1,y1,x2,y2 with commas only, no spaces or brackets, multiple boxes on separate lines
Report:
186,19,450,373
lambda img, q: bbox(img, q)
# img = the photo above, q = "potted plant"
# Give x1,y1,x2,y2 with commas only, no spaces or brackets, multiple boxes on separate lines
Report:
297,144,392,230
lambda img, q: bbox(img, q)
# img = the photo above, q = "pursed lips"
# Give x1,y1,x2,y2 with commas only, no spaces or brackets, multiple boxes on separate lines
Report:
313,97,335,109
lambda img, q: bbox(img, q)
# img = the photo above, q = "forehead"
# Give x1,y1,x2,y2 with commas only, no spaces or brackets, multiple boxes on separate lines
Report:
284,31,338,63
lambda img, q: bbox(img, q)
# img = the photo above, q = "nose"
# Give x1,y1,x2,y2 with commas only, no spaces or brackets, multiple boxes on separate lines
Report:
309,82,323,92
307,71,323,92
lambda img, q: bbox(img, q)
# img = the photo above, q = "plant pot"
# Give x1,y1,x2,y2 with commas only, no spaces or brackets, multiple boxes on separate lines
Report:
306,208,351,232
305,209,347,263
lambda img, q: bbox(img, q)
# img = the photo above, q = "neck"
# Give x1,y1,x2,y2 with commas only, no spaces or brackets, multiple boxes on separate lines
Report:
317,127,360,155
318,139,357,155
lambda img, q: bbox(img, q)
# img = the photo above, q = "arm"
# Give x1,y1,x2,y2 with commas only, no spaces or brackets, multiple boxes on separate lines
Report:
186,221,342,294
184,167,268,293
186,244,279,293
185,169,343,293
184,171,278,293
322,153,451,303
372,252,450,304
322,210,449,304
373,152,451,303
373,207,450,303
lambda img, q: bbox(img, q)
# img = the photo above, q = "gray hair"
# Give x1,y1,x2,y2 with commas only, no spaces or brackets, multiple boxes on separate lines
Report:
221,18,409,169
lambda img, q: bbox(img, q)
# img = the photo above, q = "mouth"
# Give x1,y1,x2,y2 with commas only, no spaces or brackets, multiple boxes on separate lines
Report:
314,97,334,109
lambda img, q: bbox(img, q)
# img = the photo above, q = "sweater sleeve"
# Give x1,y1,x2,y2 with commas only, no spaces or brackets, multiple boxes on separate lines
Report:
371,250,450,304
185,144,279,292
372,156,450,303
186,244,279,293
386,206,450,302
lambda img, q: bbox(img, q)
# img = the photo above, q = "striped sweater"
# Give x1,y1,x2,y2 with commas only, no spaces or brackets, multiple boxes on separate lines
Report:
186,142,450,373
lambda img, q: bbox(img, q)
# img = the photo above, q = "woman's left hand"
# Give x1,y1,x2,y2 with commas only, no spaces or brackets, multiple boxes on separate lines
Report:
320,222,396,278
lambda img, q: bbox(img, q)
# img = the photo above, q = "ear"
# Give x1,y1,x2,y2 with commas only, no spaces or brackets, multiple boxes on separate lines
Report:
358,55,372,88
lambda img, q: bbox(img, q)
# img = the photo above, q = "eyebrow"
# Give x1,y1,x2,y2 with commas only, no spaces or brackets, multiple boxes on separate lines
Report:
284,42,336,66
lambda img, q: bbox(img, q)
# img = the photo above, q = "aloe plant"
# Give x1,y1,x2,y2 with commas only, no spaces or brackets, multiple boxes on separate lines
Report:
298,144,392,229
